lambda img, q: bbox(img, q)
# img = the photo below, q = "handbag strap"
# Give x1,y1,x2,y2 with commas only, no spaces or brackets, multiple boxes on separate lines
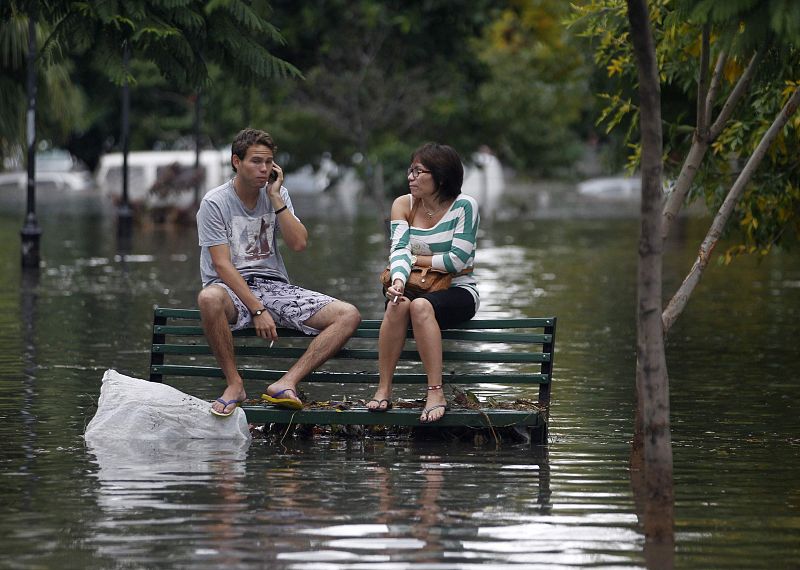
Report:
415,265,473,277
407,195,421,226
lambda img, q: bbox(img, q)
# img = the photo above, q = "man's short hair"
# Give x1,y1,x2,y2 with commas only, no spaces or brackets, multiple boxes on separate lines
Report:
231,128,276,172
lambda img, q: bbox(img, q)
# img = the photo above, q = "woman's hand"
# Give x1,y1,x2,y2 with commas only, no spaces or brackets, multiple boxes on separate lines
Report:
386,279,406,304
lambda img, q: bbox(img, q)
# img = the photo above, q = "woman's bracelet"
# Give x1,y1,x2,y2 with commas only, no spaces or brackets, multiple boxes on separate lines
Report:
274,205,288,215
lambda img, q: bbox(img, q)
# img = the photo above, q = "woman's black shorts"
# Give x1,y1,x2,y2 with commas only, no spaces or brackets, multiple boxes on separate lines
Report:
386,286,477,329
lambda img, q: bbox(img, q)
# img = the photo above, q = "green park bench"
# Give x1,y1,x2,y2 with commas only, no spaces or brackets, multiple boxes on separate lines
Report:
149,307,557,444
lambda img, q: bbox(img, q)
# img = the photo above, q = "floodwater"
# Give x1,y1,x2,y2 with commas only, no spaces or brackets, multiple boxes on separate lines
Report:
0,188,798,569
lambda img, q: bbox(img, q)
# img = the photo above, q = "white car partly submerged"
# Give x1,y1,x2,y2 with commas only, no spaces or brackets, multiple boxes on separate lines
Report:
577,176,642,199
0,149,94,193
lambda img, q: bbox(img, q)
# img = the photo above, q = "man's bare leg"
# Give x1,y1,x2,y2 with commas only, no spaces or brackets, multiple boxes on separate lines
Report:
264,300,361,405
198,285,247,414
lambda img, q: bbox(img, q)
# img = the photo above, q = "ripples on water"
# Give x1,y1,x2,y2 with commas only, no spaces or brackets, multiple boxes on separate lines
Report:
0,194,798,568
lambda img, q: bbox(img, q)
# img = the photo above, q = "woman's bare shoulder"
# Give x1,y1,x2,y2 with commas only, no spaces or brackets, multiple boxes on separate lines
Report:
390,194,411,219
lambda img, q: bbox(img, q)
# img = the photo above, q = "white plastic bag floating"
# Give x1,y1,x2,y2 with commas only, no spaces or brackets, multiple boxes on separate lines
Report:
84,369,251,442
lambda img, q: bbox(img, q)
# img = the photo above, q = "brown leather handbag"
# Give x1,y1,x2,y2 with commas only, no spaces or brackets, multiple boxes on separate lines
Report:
381,264,453,294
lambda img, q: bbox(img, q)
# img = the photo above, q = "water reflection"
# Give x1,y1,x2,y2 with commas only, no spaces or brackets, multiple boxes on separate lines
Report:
79,435,642,568
630,454,675,570
253,442,566,568
86,439,250,566
19,267,39,514
87,438,251,511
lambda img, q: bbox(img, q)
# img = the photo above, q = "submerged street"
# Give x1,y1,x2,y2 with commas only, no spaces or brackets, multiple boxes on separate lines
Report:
0,188,798,568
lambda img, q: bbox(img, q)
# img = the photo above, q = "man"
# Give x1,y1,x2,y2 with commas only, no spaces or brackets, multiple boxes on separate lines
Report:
197,128,361,417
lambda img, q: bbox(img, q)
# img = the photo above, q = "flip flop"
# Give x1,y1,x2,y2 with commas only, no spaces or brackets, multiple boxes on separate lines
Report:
367,399,393,412
210,398,242,418
261,388,303,410
420,404,448,423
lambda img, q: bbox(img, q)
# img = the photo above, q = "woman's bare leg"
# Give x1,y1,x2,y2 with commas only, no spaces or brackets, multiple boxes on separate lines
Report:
409,298,447,422
369,298,411,410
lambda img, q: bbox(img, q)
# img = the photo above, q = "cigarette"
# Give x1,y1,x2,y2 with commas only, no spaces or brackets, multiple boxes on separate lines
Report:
393,295,399,304
269,340,274,348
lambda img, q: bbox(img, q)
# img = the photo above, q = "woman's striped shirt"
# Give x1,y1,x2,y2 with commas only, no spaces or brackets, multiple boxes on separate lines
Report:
388,193,480,310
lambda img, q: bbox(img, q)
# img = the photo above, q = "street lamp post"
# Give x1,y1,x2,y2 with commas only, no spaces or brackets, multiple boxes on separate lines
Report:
21,13,41,268
117,40,133,238
193,89,202,207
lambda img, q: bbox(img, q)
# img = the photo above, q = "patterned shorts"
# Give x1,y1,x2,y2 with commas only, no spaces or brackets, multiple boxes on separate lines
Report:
213,276,335,335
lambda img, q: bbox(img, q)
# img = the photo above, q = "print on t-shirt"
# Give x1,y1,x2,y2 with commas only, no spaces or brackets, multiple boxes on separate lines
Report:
231,215,274,262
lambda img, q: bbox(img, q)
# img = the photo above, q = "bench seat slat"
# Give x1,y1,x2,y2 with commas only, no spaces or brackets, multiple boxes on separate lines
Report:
153,326,312,338
154,325,552,344
362,330,552,343
151,364,550,384
239,406,544,428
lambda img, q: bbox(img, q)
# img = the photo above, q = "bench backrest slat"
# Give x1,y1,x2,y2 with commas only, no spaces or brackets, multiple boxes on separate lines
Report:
153,308,554,329
153,325,551,345
152,343,551,364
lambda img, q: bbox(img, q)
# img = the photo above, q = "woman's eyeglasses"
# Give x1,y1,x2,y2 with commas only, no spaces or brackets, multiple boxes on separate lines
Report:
407,166,431,179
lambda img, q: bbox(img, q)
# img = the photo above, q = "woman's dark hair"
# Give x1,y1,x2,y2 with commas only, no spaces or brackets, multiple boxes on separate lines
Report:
231,128,276,172
411,142,464,202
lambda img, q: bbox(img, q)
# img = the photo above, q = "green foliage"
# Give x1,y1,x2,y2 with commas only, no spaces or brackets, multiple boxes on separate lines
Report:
0,12,29,159
264,0,595,183
688,0,800,53
0,4,87,165
1,0,301,168
3,0,600,191
271,1,491,153
571,0,800,257
705,79,800,258
46,0,300,88
472,1,591,176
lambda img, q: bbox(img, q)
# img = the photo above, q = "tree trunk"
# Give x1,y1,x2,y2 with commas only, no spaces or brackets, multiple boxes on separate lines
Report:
626,0,674,548
662,86,800,331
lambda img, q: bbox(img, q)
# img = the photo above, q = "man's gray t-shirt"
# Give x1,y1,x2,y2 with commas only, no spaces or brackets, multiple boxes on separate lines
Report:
196,179,296,287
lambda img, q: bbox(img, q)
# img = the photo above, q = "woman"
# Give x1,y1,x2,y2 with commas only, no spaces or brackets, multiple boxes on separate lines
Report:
367,143,480,423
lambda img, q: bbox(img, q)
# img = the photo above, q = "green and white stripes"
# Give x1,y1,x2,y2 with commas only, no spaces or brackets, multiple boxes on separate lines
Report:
388,194,480,308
